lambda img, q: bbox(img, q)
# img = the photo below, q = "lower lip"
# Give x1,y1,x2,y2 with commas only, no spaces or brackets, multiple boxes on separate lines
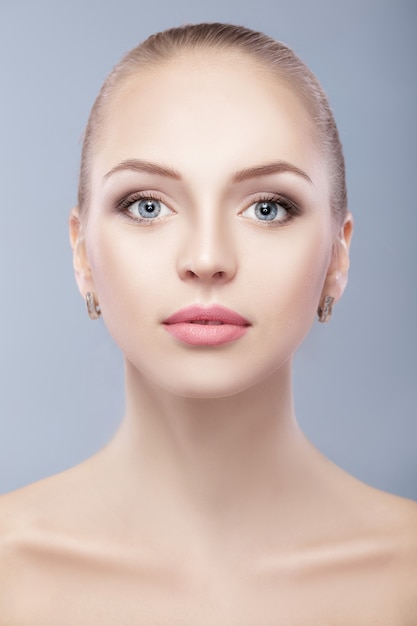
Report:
164,322,249,346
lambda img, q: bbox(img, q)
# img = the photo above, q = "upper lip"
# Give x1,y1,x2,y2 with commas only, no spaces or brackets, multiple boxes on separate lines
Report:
163,304,250,326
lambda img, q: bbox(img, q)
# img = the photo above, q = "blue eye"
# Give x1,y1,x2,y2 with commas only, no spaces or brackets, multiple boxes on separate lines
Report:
255,201,280,221
126,197,172,221
137,198,162,218
242,198,291,223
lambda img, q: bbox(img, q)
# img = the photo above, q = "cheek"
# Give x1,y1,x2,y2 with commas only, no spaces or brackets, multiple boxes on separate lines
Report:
83,221,188,379
85,226,164,326
84,230,168,386
89,217,171,280
245,224,332,354
245,224,330,306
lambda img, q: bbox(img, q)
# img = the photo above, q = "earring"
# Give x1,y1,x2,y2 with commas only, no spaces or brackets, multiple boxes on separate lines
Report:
85,292,101,320
318,295,334,323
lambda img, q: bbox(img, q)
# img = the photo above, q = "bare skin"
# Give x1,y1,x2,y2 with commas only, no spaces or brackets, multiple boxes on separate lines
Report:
1,51,416,624
1,415,416,625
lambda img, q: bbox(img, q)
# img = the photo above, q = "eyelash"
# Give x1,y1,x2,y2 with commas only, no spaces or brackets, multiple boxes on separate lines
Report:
116,191,171,225
245,194,301,226
115,191,301,225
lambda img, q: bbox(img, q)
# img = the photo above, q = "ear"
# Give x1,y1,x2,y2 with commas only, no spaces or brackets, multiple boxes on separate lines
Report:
69,207,95,297
321,212,353,303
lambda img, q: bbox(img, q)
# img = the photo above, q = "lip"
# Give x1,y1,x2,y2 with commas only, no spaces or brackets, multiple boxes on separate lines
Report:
163,304,250,346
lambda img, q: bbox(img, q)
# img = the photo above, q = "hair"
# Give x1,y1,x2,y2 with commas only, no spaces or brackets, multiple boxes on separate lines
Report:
78,23,347,224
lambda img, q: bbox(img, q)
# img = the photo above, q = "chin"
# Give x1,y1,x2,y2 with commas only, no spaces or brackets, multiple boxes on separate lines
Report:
144,357,289,400
155,374,257,400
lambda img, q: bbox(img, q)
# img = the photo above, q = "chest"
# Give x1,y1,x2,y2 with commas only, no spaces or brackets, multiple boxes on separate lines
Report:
5,556,415,626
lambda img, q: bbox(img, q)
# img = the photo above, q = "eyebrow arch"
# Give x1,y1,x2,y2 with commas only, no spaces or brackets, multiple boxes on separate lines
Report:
103,158,312,186
103,159,181,182
232,161,312,184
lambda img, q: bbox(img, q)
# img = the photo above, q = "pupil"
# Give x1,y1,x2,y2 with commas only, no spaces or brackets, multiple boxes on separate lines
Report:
260,203,271,215
144,201,155,213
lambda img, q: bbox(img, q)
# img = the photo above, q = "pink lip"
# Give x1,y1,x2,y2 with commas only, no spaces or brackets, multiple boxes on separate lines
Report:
163,305,250,346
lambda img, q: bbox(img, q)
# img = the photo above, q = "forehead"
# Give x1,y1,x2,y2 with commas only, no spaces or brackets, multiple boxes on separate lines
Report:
93,50,323,189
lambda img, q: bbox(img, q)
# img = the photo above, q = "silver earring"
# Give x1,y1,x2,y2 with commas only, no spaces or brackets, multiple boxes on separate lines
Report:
85,292,101,320
318,295,334,323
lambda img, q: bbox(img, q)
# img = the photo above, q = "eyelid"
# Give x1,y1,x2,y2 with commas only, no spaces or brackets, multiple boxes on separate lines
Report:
117,190,169,211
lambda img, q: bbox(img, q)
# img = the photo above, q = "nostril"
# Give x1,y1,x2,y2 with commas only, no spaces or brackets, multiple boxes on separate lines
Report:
185,269,198,279
184,268,226,280
178,245,237,282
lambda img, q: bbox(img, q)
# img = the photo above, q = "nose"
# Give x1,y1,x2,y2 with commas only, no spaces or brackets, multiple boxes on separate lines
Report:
176,216,237,284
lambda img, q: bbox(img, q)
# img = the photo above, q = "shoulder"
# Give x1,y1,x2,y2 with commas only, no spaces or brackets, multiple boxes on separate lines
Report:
379,494,417,620
0,485,41,622
345,480,417,561
0,480,59,608
317,467,417,613
368,488,417,549
353,487,417,615
380,492,417,568
0,464,100,622
0,459,100,553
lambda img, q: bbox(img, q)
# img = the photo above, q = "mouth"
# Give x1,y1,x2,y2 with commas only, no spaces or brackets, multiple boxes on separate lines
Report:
163,304,250,326
163,305,250,346
190,320,223,325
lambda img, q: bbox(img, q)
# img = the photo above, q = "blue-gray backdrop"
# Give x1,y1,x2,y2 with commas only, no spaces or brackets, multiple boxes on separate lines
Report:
0,0,416,499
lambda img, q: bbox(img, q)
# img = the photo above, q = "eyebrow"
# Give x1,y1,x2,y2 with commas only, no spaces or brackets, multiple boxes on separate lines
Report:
232,161,312,184
103,158,312,185
103,159,181,182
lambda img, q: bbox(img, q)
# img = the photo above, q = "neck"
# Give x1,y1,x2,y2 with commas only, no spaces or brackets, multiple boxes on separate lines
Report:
93,359,325,558
124,358,299,486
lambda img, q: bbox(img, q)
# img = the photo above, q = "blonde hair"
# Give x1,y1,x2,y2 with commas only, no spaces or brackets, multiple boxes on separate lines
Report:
78,23,347,222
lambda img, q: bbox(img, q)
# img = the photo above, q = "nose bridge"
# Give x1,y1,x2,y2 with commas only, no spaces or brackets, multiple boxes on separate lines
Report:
178,199,236,282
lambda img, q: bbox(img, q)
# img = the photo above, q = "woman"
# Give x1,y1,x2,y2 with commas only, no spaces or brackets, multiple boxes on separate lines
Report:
1,23,416,624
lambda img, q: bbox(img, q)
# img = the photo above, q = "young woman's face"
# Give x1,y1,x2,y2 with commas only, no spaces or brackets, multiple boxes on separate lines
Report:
77,51,342,397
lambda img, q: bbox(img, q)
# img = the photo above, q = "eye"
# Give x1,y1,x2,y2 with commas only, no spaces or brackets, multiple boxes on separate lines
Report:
241,196,297,223
126,196,172,221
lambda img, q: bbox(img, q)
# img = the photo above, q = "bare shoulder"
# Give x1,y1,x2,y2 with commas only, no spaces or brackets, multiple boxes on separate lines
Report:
0,480,53,621
383,492,417,578
351,484,417,615
0,461,100,623
378,491,417,619
0,457,100,553
366,486,417,547
340,475,417,559
0,459,95,533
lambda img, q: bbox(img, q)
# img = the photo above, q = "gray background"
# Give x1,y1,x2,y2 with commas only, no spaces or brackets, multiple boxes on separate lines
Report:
0,0,416,499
